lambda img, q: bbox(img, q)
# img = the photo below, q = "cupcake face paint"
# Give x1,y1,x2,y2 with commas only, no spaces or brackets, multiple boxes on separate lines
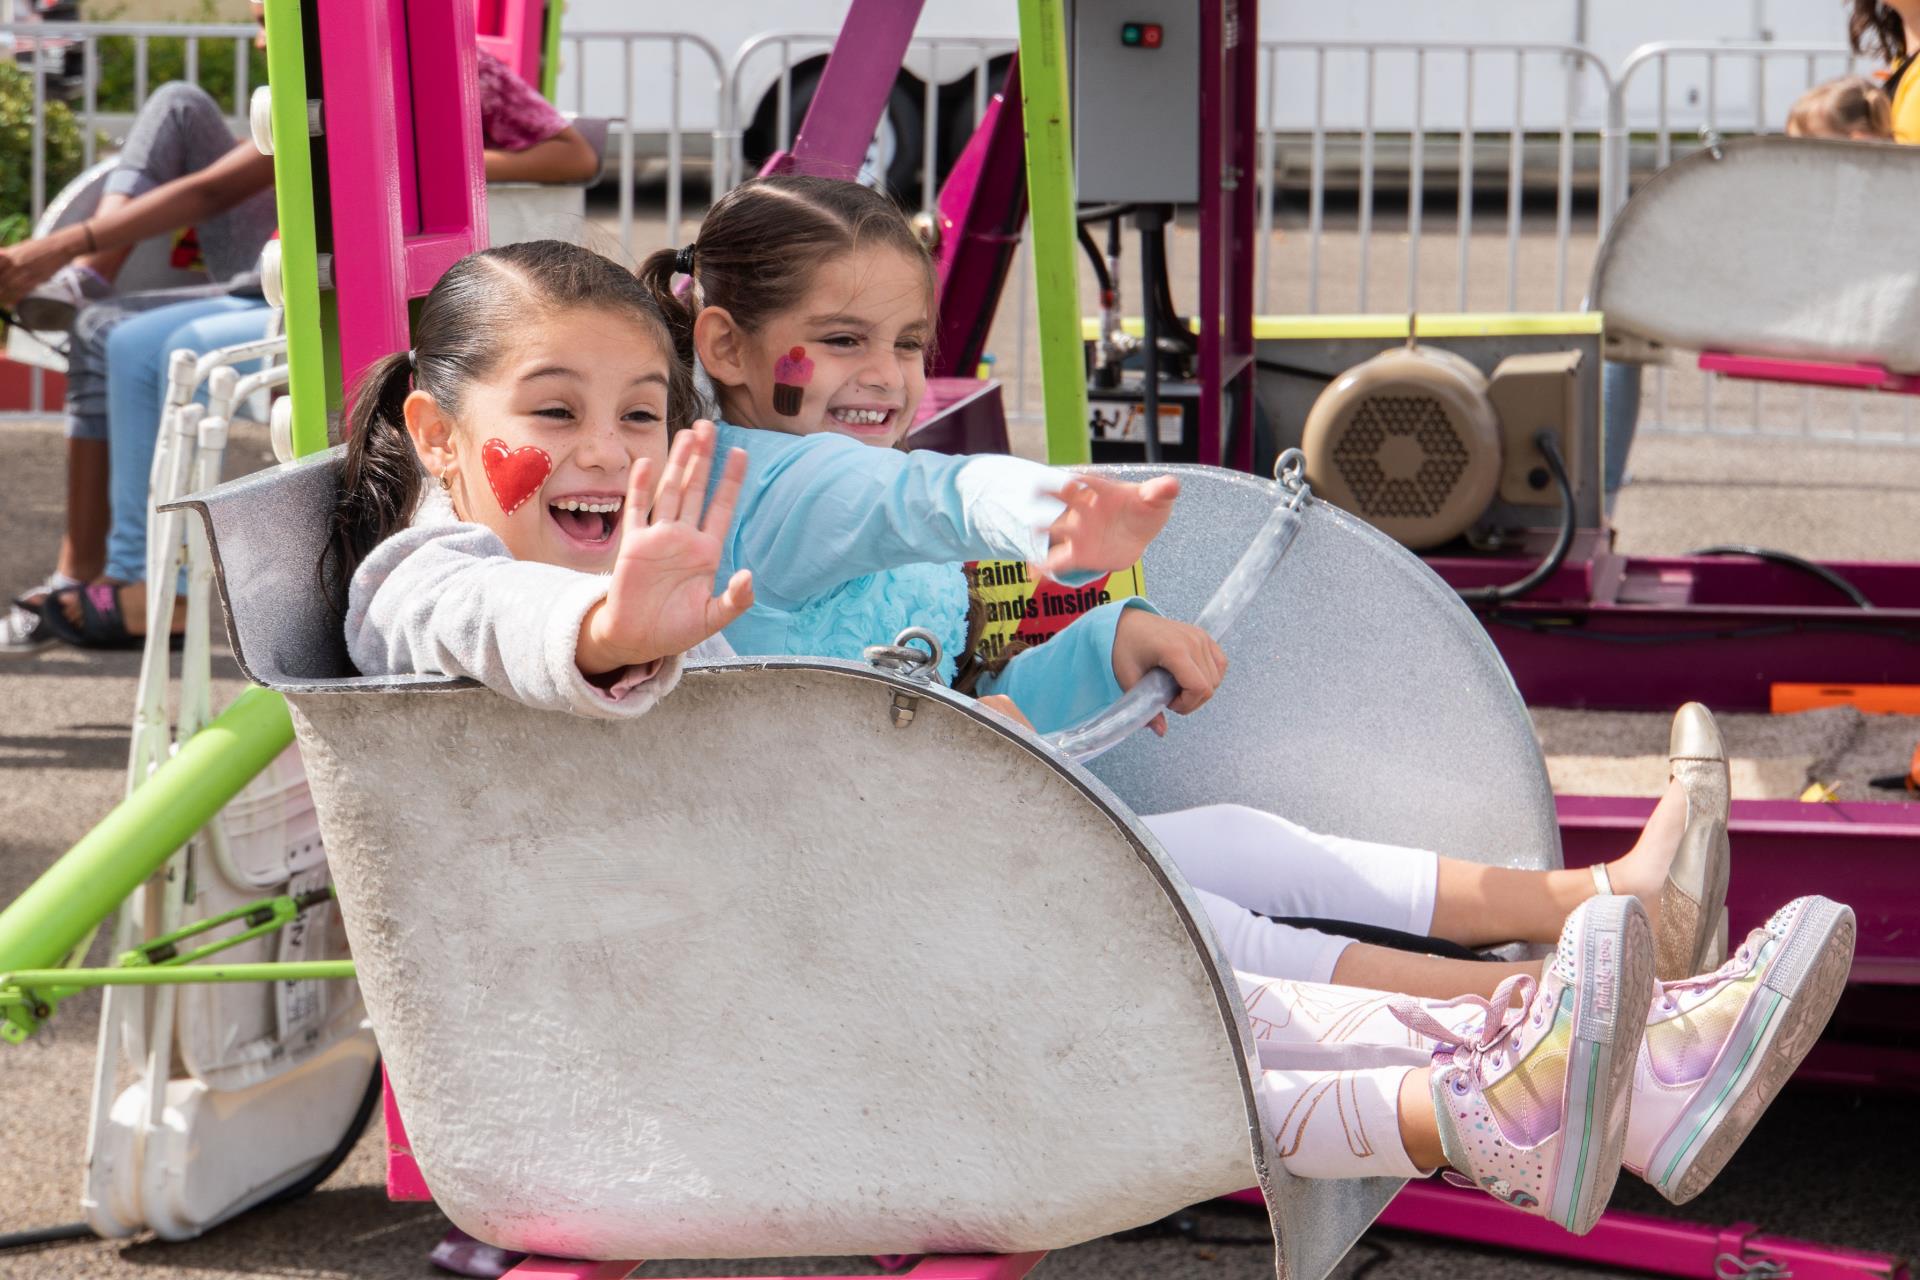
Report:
708,248,932,446
481,437,554,516
772,346,814,417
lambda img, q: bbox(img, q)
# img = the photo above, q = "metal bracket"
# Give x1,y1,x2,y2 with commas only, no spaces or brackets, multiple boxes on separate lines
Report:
863,628,945,728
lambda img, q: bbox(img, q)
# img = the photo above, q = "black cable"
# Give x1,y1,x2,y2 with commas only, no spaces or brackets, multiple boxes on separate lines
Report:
1076,201,1137,223
1139,208,1164,464
0,1223,93,1252
1146,219,1196,359
259,1056,382,1209
1075,219,1112,299
1685,544,1874,610
1255,356,1341,382
1456,432,1575,606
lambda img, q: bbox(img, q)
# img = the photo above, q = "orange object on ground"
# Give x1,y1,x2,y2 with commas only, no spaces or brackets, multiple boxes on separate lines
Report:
1772,683,1920,715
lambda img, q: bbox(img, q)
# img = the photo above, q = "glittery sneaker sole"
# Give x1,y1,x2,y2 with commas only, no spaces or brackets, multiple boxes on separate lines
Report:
1553,894,1656,1235
1651,898,1855,1206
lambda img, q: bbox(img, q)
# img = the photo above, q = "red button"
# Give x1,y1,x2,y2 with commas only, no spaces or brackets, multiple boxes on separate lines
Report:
1142,23,1163,48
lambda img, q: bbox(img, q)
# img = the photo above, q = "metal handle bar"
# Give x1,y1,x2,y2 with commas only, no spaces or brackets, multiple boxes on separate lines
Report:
1044,451,1312,763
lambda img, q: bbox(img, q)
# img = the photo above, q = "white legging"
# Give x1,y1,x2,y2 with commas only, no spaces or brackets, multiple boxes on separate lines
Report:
1232,970,1480,1179
1141,804,1441,984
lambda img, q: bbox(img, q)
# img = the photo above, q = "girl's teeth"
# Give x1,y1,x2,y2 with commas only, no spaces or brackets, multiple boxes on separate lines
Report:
833,408,889,426
552,498,622,513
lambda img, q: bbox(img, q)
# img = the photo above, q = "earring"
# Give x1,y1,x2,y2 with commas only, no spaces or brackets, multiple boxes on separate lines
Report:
438,471,452,492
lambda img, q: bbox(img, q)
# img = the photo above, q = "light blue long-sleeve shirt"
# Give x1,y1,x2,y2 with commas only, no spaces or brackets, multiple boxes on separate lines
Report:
709,421,1153,733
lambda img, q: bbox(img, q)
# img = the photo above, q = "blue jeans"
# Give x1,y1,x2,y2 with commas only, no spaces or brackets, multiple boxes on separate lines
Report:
104,295,272,583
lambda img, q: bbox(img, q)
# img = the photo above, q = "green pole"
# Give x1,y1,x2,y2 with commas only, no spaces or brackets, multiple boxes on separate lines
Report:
1015,0,1089,466
263,0,332,458
541,0,566,102
0,686,294,1042
2,961,355,995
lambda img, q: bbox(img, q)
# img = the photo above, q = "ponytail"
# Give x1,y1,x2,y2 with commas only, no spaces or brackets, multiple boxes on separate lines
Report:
638,246,699,371
322,351,422,615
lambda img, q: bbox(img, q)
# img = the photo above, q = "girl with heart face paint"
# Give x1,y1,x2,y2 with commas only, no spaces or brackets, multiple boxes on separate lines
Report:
327,240,754,719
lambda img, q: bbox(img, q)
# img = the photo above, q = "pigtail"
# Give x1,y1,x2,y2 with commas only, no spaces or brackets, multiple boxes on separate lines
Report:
322,351,423,615
638,246,699,373
951,593,1028,695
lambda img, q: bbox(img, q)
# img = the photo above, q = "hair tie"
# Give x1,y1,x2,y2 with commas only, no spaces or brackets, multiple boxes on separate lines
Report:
673,244,696,276
406,348,418,370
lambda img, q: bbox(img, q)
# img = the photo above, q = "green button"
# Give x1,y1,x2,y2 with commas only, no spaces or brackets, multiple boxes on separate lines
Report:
1121,22,1142,45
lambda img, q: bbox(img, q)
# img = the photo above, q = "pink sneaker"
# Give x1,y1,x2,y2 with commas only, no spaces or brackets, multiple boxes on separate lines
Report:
1625,895,1855,1205
1397,894,1655,1235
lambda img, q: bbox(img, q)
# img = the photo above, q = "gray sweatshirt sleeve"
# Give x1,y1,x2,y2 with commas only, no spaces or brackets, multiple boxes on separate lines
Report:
344,512,686,720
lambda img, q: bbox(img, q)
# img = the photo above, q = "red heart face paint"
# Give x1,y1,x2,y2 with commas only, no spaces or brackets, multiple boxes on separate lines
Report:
771,345,814,417
480,437,553,516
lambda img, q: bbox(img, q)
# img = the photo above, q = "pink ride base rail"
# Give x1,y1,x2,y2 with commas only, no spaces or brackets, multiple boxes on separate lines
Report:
1229,1182,1910,1280
1698,350,1920,396
503,1255,1048,1280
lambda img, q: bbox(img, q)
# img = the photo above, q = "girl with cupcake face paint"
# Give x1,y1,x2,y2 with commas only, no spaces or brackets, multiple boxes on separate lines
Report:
642,183,934,448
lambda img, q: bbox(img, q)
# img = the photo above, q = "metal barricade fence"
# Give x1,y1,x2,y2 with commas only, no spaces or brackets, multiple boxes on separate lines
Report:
723,31,1015,212
2,20,260,414
1254,40,1617,318
6,24,1919,443
549,30,729,255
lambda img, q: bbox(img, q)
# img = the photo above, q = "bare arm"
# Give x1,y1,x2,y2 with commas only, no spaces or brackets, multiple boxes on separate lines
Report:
482,125,600,184
0,139,274,303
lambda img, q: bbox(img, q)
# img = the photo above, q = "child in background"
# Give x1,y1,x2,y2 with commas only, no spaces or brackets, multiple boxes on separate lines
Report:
1786,74,1894,139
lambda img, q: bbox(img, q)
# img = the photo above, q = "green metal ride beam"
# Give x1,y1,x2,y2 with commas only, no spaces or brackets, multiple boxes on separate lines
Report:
541,0,566,101
1015,0,1089,466
263,0,332,457
2,961,356,1000
0,687,296,1043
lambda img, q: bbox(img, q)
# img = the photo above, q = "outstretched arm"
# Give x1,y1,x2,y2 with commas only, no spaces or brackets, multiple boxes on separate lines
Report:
724,425,1179,612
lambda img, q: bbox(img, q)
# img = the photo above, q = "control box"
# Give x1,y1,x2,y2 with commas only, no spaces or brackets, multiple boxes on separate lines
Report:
1071,0,1201,204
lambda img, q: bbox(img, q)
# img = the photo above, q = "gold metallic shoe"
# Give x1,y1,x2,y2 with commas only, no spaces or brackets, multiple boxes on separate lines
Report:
1662,703,1731,982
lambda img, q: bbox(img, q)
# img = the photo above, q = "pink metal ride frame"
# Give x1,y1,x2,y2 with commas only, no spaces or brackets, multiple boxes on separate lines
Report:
474,0,545,90
503,1256,1047,1280
319,0,488,398
1699,350,1920,396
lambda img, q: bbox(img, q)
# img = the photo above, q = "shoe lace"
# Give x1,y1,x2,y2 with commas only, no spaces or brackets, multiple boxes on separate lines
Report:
1651,939,1758,1011
1388,971,1539,1083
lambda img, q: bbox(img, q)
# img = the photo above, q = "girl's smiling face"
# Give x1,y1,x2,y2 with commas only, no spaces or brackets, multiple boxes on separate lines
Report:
406,307,673,571
698,247,932,448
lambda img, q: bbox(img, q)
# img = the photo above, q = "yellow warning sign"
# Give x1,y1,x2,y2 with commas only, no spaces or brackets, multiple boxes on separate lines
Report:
965,558,1147,663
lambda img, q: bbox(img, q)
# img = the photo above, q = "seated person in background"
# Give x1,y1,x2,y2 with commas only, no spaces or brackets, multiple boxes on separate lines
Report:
1,46,601,652
1786,74,1894,140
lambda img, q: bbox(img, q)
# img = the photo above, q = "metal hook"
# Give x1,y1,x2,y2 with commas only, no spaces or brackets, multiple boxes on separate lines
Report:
863,628,944,727
1273,447,1312,511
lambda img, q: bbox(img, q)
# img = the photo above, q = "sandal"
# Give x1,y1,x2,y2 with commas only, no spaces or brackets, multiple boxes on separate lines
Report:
2,574,80,655
39,582,180,652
